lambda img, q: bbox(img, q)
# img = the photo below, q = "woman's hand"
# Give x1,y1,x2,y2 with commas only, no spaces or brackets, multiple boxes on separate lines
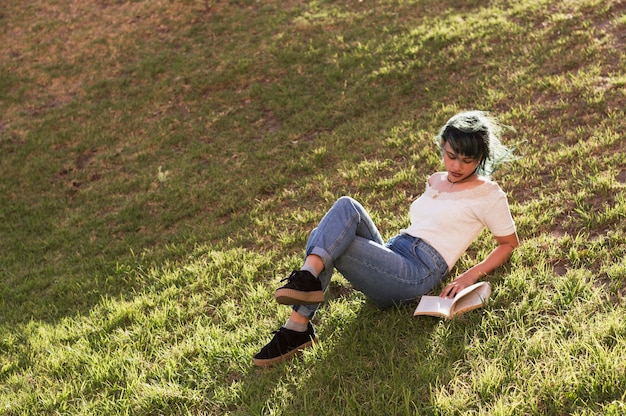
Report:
440,273,478,298
439,232,519,298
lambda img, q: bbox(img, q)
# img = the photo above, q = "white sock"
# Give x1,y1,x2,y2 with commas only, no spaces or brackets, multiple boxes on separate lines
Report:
284,318,309,332
300,264,319,278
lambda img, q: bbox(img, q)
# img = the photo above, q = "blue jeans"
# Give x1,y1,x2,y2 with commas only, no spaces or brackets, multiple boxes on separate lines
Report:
293,196,449,319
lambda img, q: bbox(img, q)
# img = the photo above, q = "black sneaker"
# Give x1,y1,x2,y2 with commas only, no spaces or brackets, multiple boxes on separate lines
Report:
253,323,318,367
274,270,324,305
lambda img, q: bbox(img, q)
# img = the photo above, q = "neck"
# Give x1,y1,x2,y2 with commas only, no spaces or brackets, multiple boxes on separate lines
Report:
447,173,476,187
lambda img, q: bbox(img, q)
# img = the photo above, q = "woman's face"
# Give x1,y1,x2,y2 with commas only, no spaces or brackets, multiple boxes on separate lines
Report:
442,141,479,182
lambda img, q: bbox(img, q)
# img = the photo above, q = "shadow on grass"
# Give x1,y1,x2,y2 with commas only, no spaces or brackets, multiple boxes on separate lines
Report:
0,245,156,325
235,292,474,415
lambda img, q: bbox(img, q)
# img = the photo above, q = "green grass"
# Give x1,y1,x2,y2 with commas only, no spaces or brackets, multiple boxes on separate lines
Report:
1,0,625,414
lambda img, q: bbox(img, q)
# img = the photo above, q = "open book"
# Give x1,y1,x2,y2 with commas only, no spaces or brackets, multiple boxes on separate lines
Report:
413,281,491,319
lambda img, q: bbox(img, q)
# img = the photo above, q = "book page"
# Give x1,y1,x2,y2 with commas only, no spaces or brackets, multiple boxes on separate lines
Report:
413,295,454,318
413,282,491,318
450,282,491,316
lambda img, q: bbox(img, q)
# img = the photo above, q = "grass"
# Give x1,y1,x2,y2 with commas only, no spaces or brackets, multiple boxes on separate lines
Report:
1,0,625,414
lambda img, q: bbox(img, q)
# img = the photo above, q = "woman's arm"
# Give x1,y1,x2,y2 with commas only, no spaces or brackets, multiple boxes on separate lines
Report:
440,232,519,298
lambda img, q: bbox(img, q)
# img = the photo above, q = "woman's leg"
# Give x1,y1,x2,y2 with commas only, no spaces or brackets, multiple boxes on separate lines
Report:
295,234,447,318
255,197,378,366
254,201,447,366
289,196,385,318
306,196,384,265
306,196,384,287
334,234,448,308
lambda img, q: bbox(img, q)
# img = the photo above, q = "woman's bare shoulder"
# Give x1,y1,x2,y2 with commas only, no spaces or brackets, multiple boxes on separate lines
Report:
427,172,447,184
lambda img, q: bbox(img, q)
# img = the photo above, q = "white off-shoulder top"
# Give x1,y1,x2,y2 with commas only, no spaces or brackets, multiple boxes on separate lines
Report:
401,175,516,270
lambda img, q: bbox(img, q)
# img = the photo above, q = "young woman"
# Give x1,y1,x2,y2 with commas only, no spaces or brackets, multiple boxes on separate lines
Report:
253,110,520,367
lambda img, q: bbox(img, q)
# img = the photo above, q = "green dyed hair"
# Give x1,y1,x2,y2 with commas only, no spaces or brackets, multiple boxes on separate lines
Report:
435,110,518,176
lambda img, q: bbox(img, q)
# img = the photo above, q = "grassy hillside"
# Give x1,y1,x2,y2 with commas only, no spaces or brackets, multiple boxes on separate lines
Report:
0,0,625,414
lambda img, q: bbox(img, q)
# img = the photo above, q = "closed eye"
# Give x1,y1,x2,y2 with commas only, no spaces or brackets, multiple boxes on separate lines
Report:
446,151,475,164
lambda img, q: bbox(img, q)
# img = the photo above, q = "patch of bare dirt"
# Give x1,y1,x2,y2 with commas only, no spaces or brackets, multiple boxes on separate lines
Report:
1,0,204,121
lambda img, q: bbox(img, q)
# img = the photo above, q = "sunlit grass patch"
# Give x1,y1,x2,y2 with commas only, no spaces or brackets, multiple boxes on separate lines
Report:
1,0,625,414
